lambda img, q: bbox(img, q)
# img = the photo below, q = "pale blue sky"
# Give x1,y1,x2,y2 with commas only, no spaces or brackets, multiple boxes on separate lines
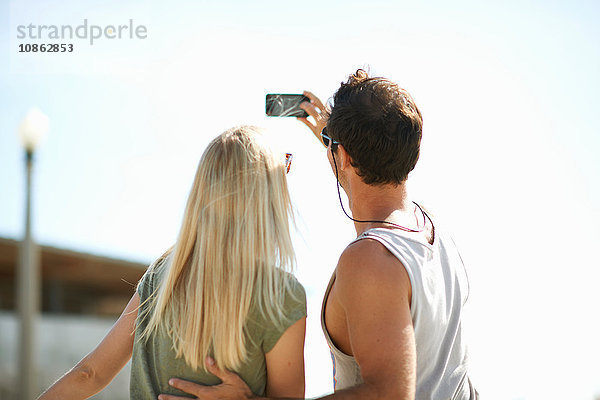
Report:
1,1,600,399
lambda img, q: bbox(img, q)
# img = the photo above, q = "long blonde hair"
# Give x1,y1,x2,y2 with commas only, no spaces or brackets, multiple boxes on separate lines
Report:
138,126,296,371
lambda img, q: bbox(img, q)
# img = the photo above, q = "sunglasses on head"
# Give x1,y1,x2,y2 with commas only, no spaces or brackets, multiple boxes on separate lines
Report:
284,153,293,174
320,126,340,148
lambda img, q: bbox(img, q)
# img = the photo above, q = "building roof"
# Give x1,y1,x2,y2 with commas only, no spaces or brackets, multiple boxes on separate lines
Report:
0,237,148,316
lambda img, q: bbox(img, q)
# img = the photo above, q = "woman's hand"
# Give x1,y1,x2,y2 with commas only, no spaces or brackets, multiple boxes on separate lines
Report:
297,91,328,147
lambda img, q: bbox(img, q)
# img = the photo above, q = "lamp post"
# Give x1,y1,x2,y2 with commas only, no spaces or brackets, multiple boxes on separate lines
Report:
17,108,49,400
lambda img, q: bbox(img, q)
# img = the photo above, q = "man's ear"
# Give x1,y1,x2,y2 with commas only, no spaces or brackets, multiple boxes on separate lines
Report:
335,144,352,171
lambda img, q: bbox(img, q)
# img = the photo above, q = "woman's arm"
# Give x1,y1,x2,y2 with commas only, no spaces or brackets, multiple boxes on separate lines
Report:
264,317,306,398
38,293,140,400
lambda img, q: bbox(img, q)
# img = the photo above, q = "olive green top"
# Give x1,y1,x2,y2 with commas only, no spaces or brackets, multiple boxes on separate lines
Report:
130,256,306,399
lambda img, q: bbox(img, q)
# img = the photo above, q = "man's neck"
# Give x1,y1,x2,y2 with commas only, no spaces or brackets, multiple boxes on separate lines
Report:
345,176,415,235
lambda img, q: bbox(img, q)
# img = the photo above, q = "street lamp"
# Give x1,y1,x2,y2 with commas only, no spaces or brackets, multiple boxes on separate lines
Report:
17,108,49,400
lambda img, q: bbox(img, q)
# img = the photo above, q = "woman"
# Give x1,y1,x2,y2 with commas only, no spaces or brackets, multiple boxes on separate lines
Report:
39,126,307,399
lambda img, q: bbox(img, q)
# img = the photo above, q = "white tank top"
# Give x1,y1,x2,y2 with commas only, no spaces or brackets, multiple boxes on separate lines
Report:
321,219,477,399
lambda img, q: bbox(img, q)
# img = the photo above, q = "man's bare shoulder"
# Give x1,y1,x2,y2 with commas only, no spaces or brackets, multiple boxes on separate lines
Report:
335,238,411,302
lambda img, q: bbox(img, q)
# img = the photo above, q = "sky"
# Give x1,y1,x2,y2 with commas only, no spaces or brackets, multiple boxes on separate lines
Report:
1,0,600,399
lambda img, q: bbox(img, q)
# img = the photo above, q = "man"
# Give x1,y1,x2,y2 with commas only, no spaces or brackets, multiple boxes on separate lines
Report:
159,70,477,400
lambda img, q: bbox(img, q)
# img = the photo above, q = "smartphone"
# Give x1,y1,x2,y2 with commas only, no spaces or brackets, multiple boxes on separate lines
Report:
265,94,309,118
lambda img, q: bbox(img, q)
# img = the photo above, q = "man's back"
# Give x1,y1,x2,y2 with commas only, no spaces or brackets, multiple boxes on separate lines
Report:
322,213,476,399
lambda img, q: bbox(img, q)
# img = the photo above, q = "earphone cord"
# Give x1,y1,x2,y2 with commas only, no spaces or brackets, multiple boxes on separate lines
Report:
331,148,427,233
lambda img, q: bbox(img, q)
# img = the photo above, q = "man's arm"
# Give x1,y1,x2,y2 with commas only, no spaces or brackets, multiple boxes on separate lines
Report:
320,238,416,400
37,293,139,400
161,238,415,400
297,90,328,146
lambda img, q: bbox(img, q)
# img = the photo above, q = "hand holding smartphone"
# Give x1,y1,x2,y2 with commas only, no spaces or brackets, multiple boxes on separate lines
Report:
266,91,328,147
265,94,309,118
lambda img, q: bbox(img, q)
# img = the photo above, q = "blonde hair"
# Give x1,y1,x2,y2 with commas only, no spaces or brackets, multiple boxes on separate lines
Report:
138,126,296,371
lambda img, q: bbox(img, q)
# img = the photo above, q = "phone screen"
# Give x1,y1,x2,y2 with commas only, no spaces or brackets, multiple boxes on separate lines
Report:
265,94,309,118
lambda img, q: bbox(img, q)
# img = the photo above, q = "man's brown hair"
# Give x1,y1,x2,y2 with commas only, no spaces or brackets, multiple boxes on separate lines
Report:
327,69,423,185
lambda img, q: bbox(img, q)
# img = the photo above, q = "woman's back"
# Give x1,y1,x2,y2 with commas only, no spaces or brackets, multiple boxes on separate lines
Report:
131,127,306,398
131,251,306,398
